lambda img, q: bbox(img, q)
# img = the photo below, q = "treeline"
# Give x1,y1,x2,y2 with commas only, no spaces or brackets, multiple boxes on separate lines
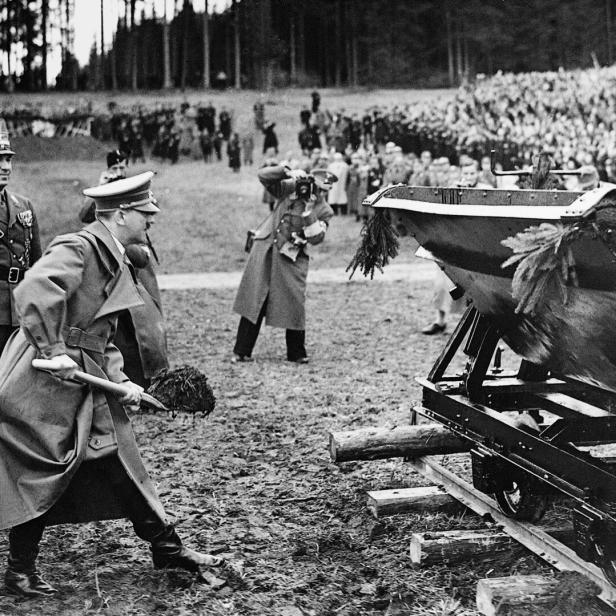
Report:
2,0,616,92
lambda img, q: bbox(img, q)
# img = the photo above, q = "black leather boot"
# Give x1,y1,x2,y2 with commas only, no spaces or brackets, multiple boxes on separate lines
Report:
5,523,57,597
148,524,223,571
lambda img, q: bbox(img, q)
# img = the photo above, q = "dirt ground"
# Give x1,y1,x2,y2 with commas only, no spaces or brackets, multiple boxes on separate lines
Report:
0,278,590,616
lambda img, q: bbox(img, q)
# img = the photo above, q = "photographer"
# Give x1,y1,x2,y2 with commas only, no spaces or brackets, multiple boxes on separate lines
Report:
232,165,336,364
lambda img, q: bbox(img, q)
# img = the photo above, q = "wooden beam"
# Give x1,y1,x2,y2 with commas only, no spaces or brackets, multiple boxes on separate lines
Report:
476,573,603,616
329,424,469,463
366,486,464,518
410,527,572,566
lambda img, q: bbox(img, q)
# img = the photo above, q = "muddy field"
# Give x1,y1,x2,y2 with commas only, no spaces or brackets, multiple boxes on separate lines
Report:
0,277,588,616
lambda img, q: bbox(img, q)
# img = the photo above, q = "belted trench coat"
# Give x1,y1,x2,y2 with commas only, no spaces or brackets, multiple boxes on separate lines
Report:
0,221,167,530
233,166,334,330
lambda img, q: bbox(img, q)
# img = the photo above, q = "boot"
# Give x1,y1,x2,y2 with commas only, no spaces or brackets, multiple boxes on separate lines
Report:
148,524,223,572
5,524,57,597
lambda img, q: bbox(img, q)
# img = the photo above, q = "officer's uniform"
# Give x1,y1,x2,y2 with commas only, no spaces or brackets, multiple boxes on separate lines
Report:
0,125,42,351
0,172,220,598
232,165,335,362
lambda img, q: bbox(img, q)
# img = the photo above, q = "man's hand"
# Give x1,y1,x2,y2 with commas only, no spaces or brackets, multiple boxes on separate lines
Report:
119,381,144,412
44,354,79,380
286,168,308,181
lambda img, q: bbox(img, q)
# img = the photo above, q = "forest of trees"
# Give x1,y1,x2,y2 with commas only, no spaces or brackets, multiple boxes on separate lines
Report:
2,0,616,92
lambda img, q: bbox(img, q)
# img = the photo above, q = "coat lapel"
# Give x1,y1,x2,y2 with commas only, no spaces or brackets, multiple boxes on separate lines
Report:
80,222,144,319
6,191,23,228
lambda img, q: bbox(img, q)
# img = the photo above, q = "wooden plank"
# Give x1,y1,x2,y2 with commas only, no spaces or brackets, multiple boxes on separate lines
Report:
329,424,469,463
534,392,612,418
410,527,572,566
366,486,464,518
405,456,616,606
476,573,603,616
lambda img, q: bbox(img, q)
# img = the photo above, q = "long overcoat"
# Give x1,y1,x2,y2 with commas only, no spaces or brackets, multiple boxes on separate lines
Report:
233,166,333,330
0,190,42,326
0,221,167,530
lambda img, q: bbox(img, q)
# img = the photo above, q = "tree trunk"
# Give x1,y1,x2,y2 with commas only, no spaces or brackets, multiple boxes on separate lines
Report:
297,6,305,74
334,0,342,86
99,0,105,89
233,0,240,88
455,9,463,82
328,424,469,463
202,0,210,88
41,0,48,89
130,0,138,91
289,8,296,85
180,1,188,90
607,0,613,65
445,6,455,86
162,0,172,88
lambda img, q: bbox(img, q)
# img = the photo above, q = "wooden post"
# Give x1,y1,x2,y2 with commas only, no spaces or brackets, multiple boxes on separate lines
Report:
329,424,469,463
367,486,464,518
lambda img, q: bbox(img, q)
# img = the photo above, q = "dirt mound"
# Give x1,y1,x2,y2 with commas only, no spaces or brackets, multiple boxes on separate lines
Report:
11,135,108,162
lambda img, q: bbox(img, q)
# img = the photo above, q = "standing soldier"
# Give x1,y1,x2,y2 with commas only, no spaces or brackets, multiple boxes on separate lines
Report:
232,165,336,363
0,172,223,597
0,119,42,352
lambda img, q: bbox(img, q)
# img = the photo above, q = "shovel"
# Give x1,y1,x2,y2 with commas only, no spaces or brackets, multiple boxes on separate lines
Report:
32,358,168,412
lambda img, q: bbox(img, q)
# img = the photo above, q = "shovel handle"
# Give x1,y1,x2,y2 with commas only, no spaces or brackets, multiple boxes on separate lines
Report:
32,359,168,411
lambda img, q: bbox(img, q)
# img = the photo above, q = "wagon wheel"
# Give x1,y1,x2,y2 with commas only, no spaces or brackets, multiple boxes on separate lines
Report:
493,474,549,523
590,525,616,585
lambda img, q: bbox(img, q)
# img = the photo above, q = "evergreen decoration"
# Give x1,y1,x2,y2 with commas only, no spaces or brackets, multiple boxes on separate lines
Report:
501,222,581,315
346,209,400,280
147,365,216,417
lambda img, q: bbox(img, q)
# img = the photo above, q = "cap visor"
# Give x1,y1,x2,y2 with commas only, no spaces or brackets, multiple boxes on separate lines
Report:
132,203,161,214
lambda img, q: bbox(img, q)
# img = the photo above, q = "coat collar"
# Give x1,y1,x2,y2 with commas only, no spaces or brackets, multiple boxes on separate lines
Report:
82,220,125,271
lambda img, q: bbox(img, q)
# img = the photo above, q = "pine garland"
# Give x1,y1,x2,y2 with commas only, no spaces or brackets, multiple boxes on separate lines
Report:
501,222,581,315
147,364,216,417
346,209,400,280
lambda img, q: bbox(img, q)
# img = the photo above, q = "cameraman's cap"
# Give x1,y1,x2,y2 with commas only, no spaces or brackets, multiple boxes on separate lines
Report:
83,171,160,214
106,149,129,168
311,168,338,190
0,119,15,156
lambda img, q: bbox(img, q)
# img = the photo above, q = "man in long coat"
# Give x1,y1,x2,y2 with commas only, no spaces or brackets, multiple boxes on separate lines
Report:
0,172,221,598
232,165,335,363
79,151,168,388
0,119,42,352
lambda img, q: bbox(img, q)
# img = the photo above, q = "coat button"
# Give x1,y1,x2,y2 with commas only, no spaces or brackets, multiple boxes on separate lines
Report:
93,439,100,446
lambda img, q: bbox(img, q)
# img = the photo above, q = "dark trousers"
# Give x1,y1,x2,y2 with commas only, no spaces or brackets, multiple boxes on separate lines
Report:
234,300,307,361
9,457,166,558
0,325,17,355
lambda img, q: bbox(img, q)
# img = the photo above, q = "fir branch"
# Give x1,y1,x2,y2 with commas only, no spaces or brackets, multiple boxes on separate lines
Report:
346,209,400,280
501,222,581,315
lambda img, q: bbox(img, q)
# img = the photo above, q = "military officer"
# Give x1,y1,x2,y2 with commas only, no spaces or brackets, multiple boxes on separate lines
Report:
80,150,168,388
0,172,222,598
0,118,42,352
232,165,335,363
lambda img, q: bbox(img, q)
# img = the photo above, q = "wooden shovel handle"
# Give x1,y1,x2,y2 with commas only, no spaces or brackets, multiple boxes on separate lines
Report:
32,359,168,411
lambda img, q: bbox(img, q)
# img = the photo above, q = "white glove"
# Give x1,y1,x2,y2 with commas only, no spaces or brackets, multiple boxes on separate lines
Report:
119,381,144,412
44,354,79,380
291,232,307,245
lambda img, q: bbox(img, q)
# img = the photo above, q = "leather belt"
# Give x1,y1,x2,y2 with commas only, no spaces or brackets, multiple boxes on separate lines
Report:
0,266,25,284
64,327,106,354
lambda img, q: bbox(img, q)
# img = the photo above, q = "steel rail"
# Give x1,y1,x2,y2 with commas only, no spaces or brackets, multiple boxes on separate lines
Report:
405,454,616,608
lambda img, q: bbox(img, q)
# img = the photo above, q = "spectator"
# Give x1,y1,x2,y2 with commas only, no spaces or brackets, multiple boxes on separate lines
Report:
327,152,350,215
227,133,241,173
